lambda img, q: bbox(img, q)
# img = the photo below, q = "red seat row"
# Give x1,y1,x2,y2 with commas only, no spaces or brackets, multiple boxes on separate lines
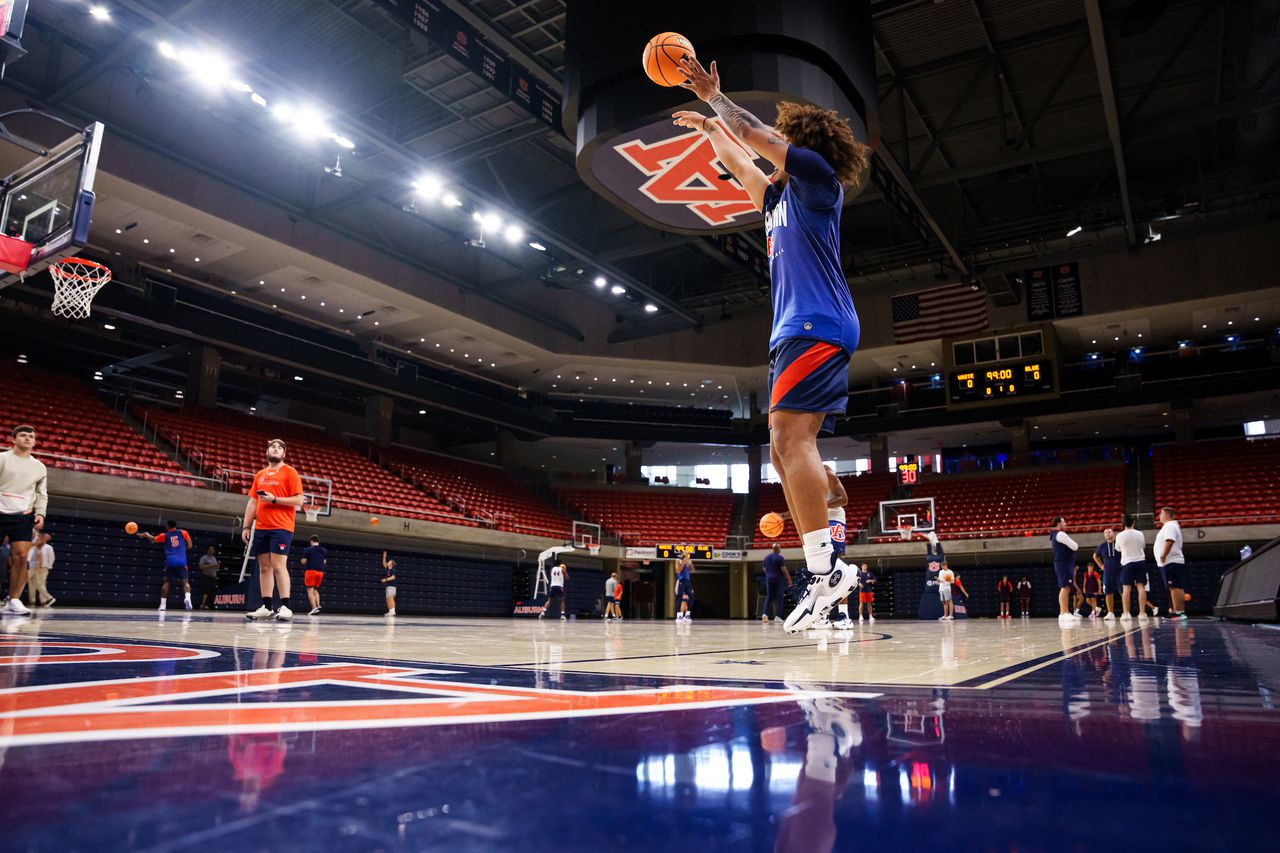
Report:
1154,438,1280,526
555,487,734,546
752,472,895,548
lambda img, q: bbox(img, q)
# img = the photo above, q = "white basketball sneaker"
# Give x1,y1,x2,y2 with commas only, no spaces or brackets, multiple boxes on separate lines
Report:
784,560,858,634
245,605,273,621
274,605,293,622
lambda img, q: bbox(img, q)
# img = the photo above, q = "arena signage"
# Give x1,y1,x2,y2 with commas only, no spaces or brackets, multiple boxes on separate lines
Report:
625,547,657,559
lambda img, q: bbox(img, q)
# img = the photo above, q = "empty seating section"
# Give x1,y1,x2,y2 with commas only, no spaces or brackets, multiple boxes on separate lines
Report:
911,466,1125,539
372,445,573,538
1153,439,1280,525
752,473,895,547
138,408,469,524
0,365,197,485
555,487,733,546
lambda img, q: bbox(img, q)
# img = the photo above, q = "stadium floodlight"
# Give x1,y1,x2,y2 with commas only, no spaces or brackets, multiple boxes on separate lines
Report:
272,103,294,122
528,241,547,251
480,212,502,231
89,6,111,21
413,174,443,196
178,49,231,89
644,303,658,313
330,134,356,150
229,80,254,93
442,193,462,208
250,92,267,108
157,41,177,60
1066,225,1083,237
292,109,326,137
611,284,626,295
593,276,607,288
503,224,524,243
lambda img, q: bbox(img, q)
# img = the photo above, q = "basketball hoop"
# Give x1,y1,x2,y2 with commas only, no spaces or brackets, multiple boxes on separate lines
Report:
303,506,319,523
49,257,112,319
582,535,601,556
897,523,914,541
588,544,601,556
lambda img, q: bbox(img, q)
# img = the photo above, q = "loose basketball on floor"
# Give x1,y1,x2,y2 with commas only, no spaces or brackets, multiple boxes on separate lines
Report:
124,521,138,535
643,31,695,86
759,511,785,538
370,516,380,525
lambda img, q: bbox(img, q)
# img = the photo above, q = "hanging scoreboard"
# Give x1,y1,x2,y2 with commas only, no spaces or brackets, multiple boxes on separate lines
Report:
945,326,1061,410
656,544,714,560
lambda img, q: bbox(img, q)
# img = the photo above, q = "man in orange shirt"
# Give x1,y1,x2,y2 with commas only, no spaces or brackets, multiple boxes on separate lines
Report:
242,438,304,621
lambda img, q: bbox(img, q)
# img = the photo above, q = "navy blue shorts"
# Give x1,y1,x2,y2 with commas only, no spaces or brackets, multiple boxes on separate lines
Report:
828,520,846,556
1102,570,1120,595
676,579,693,601
252,529,293,558
548,585,564,599
1053,564,1074,589
165,564,188,583
1160,562,1185,589
768,339,851,436
1121,562,1148,586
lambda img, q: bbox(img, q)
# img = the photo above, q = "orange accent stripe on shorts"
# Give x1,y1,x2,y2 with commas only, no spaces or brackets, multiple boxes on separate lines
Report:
769,341,841,411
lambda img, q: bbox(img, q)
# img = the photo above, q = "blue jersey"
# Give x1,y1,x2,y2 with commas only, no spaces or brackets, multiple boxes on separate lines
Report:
155,529,191,566
676,560,692,582
303,545,327,570
762,146,859,354
858,568,876,587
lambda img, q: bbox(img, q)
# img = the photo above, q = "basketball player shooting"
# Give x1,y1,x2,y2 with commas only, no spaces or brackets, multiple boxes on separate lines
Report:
674,56,871,633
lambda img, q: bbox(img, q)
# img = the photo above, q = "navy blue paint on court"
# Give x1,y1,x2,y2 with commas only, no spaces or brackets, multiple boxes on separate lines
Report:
0,618,1276,851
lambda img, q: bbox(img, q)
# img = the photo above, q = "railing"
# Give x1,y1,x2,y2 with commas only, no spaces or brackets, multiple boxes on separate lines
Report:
37,451,222,490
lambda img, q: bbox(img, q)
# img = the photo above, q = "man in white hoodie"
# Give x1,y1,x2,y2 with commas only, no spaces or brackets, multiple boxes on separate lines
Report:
1050,516,1081,627
0,425,48,616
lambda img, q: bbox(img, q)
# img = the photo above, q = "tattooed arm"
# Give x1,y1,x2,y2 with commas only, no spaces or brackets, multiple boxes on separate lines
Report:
672,111,770,211
677,56,790,170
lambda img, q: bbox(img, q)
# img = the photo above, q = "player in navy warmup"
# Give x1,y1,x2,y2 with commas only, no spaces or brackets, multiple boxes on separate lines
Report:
138,519,193,611
676,57,871,634
761,544,791,623
301,535,327,616
674,552,694,622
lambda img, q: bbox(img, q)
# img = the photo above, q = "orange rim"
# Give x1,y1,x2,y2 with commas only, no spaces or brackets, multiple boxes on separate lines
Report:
50,257,112,281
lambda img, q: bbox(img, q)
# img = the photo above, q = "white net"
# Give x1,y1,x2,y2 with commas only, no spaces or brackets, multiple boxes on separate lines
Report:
49,258,112,319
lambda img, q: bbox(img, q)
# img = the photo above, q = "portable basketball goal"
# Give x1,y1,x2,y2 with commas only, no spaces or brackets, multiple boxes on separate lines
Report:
531,521,602,599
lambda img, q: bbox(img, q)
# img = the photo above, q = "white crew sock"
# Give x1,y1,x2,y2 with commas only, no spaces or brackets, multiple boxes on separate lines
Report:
183,592,191,603
802,528,834,575
838,603,849,617
158,599,167,610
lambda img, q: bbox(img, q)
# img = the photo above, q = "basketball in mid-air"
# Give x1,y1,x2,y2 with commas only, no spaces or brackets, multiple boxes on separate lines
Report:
643,32,695,87
124,521,138,534
758,512,785,538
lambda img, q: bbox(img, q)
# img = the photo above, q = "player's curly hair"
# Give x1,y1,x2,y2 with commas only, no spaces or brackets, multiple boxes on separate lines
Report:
774,102,871,195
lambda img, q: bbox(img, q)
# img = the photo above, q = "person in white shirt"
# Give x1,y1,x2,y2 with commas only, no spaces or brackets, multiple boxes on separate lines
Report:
1155,507,1187,619
1049,516,1082,626
25,532,55,607
539,562,569,620
0,425,48,616
1115,513,1150,622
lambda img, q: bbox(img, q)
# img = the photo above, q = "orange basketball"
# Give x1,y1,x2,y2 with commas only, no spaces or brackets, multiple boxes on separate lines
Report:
759,512,785,538
124,521,138,535
1183,592,1191,602
369,516,380,525
642,31,695,87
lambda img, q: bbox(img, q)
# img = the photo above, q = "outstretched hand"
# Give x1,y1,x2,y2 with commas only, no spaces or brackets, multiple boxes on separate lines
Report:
672,110,712,132
676,57,719,102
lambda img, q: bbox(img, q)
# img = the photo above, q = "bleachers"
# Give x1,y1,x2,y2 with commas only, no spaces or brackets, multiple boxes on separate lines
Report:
370,444,573,538
555,486,734,546
1153,438,1280,526
909,465,1126,540
0,364,200,485
137,408,470,524
752,472,895,547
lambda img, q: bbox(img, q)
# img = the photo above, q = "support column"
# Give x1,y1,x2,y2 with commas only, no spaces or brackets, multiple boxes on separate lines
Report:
365,394,394,447
496,430,518,468
747,445,762,493
1009,422,1030,467
870,435,889,473
1173,403,1194,445
184,346,220,409
625,442,643,482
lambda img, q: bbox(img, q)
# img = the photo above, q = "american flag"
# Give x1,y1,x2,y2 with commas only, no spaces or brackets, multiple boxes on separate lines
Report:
891,283,988,344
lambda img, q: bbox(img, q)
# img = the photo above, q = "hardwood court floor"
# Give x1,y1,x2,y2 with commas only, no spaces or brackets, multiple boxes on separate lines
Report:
0,608,1275,851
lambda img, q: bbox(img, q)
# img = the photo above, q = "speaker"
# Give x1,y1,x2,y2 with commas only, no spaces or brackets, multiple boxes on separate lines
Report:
1214,535,1280,621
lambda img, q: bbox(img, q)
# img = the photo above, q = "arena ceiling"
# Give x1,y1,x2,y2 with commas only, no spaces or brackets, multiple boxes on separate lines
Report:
8,0,1277,352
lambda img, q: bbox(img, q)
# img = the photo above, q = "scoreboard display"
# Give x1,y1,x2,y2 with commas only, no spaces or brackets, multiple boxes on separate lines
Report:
656,544,713,560
948,359,1056,407
898,457,919,485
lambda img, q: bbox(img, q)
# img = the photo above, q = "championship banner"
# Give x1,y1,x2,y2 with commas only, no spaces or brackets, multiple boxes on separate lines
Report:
625,547,657,559
1025,261,1083,321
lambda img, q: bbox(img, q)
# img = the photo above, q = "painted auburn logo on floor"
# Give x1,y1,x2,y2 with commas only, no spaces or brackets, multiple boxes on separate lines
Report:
0,641,879,746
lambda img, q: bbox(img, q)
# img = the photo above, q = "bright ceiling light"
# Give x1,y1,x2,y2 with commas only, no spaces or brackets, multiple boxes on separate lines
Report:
178,49,231,89
610,284,626,295
528,241,547,251
594,276,607,289
157,41,177,60
272,104,294,122
250,92,268,108
293,375,303,381
477,212,501,231
103,324,116,330
503,224,523,243
442,193,462,208
330,133,356,150
1066,225,1083,237
229,80,254,93
292,109,326,137
413,174,443,196
644,303,658,313
89,6,111,21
